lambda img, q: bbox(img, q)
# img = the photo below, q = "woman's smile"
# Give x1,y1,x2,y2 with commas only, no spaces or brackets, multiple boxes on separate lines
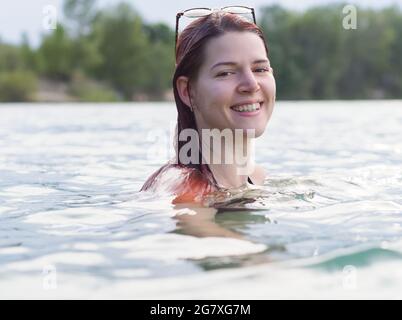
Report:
230,101,263,117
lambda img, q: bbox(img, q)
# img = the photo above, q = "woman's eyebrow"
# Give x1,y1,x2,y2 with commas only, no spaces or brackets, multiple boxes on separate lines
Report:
252,59,269,65
211,59,269,70
210,61,237,70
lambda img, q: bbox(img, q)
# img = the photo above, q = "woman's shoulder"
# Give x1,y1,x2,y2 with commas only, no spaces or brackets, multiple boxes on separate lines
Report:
140,163,216,204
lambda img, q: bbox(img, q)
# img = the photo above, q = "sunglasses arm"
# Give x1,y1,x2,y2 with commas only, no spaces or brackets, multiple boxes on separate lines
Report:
175,13,184,49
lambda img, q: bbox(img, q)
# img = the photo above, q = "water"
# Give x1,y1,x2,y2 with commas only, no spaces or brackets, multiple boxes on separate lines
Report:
0,101,401,299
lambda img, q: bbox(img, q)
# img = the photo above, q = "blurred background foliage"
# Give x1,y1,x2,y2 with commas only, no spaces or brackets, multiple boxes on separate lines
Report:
0,0,401,102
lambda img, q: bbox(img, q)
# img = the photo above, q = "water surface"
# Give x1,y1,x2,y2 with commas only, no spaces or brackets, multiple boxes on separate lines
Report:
0,101,401,299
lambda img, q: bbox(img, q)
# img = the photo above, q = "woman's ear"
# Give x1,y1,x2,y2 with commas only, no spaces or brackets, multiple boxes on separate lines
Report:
176,76,193,109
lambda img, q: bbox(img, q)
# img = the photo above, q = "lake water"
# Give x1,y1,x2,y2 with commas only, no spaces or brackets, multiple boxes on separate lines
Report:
0,101,401,299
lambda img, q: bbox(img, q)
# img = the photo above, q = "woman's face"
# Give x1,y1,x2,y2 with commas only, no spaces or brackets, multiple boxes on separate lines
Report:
188,31,276,137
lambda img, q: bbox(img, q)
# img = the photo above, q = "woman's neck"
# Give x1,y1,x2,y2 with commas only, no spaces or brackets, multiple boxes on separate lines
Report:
199,129,256,189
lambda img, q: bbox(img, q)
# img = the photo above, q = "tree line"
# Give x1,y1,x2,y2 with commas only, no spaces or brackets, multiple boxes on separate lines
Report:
0,1,401,102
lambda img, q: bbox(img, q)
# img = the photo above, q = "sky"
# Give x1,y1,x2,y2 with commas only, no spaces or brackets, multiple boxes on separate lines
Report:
0,0,401,47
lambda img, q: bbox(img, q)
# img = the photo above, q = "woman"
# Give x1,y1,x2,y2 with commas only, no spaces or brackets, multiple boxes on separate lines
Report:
141,8,276,206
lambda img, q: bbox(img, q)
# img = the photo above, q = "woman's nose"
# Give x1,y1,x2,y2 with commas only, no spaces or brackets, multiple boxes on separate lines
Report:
237,70,260,93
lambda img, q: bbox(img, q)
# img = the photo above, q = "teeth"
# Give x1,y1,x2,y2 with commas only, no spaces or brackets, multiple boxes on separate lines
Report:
231,103,261,112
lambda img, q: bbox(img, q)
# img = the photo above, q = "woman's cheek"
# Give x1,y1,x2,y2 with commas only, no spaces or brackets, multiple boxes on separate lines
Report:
263,77,276,101
208,89,230,108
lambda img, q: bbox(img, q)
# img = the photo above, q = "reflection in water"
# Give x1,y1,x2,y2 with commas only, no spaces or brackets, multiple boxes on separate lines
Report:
177,206,284,270
170,179,318,269
170,176,318,240
172,204,242,239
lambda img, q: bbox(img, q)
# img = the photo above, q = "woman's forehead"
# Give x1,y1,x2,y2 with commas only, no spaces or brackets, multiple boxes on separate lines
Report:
204,32,267,64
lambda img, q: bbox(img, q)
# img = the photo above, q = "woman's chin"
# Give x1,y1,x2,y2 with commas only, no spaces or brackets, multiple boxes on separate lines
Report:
225,125,266,138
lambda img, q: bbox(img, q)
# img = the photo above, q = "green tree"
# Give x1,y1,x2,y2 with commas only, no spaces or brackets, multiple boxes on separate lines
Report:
260,4,402,99
62,0,102,75
336,7,397,98
142,23,175,98
0,43,25,71
63,0,97,37
19,33,38,71
90,3,151,99
36,24,74,80
260,6,306,99
0,70,38,102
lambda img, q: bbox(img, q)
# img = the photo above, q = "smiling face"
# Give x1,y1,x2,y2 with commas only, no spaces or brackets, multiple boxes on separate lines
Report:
185,31,276,137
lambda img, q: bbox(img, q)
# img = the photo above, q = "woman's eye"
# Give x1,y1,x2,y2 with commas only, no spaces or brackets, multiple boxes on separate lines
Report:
216,71,234,77
254,67,270,73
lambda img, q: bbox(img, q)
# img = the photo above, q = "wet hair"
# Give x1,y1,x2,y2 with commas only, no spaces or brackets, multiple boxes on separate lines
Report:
173,12,268,171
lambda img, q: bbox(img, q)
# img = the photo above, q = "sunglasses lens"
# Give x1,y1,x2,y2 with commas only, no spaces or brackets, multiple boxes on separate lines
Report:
222,6,252,14
183,8,211,18
222,6,254,23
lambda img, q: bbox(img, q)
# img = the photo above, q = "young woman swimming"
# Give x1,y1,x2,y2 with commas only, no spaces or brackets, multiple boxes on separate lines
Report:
141,7,276,205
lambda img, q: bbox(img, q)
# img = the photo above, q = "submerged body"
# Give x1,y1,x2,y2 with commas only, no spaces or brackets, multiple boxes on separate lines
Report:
141,162,266,205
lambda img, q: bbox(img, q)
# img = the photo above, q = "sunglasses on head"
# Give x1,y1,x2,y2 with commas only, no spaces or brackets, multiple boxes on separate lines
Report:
175,6,256,48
